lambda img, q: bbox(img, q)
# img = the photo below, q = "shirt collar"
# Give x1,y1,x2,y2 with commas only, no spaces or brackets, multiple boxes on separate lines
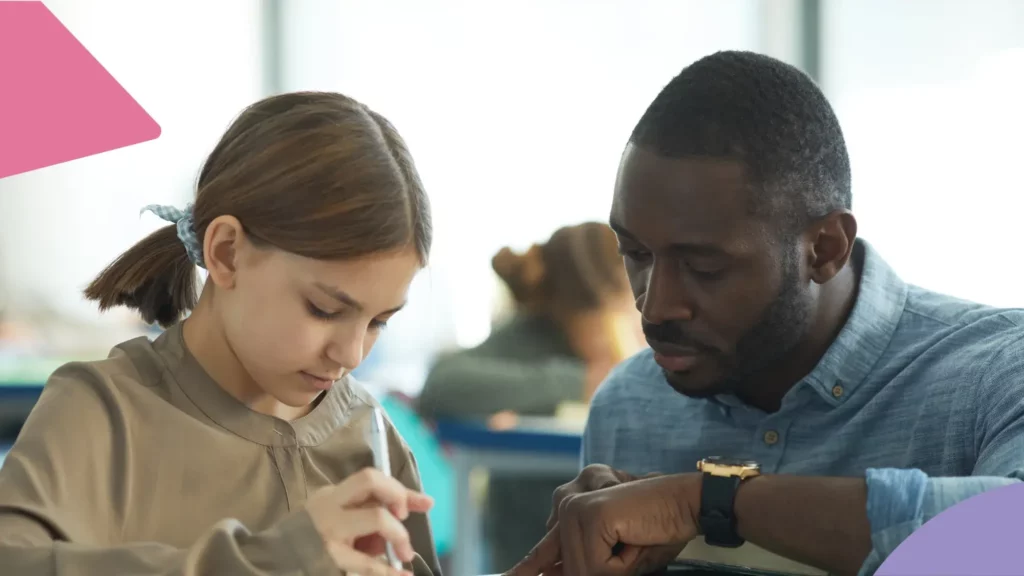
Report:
801,238,908,407
710,239,907,412
151,323,354,446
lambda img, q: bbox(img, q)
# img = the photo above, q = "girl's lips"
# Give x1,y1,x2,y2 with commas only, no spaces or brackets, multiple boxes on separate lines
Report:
301,372,335,390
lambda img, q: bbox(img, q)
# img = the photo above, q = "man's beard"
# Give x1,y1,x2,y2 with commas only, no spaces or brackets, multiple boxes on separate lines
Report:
658,248,814,398
729,250,814,382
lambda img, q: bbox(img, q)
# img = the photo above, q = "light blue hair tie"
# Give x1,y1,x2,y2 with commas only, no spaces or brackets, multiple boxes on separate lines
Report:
140,203,205,268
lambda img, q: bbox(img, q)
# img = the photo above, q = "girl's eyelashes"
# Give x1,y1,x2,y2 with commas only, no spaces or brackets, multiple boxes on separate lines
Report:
306,301,340,320
308,300,390,330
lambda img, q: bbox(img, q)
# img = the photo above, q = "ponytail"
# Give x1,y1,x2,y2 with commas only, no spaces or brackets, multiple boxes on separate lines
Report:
83,226,199,327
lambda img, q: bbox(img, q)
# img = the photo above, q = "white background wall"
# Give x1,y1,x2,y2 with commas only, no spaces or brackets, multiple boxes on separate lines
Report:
822,0,1024,307
0,0,264,328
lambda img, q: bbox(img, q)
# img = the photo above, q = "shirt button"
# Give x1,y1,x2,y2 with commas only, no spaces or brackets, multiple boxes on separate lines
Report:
763,430,780,445
832,384,844,398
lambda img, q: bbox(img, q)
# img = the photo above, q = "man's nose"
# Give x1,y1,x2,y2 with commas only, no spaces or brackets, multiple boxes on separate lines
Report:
640,258,694,325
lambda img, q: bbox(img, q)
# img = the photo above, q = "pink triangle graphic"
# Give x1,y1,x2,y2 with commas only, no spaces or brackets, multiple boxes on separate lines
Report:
0,1,161,180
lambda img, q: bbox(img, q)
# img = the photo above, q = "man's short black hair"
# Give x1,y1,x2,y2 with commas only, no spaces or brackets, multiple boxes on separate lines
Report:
630,50,852,232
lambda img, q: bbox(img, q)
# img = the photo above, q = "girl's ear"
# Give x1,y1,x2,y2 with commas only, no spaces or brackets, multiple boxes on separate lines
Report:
203,215,246,289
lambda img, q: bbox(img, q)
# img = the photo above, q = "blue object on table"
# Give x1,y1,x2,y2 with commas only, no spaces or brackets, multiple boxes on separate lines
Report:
0,382,44,399
379,394,454,557
0,383,44,441
433,417,582,455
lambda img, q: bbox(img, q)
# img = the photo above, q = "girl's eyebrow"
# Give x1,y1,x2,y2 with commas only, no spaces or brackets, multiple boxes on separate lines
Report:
313,282,406,314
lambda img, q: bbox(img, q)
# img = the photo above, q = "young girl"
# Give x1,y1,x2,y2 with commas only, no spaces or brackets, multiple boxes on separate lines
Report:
0,92,441,576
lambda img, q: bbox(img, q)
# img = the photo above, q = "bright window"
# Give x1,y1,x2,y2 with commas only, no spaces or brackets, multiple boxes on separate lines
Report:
821,0,1024,307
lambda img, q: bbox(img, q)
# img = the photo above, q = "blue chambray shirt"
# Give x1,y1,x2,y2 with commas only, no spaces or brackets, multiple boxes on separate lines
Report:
582,240,1024,575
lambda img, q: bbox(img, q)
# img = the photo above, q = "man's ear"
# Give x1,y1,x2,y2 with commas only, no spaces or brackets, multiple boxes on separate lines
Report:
805,210,857,285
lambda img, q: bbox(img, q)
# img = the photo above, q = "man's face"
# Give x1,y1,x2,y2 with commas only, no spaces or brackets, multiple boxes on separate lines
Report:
610,145,814,398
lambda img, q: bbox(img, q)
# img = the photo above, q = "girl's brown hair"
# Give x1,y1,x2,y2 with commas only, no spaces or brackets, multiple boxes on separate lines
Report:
491,222,628,318
84,92,432,327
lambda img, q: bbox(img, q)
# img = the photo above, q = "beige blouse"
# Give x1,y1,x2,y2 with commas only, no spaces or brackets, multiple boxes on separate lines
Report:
0,324,441,576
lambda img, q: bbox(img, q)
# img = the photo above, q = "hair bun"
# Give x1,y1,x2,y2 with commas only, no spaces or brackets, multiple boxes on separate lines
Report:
492,245,545,304
491,247,522,283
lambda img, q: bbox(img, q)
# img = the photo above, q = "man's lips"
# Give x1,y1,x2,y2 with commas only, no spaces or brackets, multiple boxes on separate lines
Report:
647,339,705,372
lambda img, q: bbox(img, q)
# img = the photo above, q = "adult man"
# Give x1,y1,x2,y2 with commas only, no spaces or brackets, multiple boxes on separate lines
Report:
508,51,1024,576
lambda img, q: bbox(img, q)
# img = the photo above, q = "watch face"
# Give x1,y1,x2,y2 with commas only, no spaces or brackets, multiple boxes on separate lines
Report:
703,456,759,468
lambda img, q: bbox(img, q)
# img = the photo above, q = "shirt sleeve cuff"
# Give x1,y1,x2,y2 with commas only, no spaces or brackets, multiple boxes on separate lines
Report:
857,468,928,576
865,468,928,532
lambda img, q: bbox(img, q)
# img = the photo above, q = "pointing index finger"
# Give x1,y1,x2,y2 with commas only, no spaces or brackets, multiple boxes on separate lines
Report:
505,525,561,576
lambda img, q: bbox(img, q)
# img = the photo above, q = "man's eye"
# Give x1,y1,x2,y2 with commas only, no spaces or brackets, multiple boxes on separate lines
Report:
620,248,652,262
688,266,726,281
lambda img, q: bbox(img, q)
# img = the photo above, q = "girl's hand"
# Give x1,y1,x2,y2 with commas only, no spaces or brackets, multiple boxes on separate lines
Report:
306,468,434,576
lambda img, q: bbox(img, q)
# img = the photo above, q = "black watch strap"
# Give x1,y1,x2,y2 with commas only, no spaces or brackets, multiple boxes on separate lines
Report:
699,473,745,548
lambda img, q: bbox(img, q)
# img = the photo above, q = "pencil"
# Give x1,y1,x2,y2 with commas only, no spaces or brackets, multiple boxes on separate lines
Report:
370,407,403,571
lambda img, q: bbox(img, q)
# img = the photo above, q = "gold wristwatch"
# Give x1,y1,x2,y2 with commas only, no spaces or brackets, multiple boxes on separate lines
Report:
696,457,761,548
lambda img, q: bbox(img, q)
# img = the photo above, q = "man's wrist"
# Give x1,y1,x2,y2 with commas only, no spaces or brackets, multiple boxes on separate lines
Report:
731,472,766,540
668,473,704,534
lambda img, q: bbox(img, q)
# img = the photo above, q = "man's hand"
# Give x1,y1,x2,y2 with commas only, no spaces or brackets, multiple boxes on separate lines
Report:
507,473,702,576
545,465,647,531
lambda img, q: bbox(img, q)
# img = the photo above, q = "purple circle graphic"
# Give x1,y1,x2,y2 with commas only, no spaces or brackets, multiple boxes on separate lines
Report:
877,482,1024,575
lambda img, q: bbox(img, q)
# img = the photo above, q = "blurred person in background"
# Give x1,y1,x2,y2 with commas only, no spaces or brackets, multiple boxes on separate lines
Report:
419,222,642,419
418,221,643,572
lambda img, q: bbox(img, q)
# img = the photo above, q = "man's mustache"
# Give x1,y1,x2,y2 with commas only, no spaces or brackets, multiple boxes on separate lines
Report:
642,320,715,352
